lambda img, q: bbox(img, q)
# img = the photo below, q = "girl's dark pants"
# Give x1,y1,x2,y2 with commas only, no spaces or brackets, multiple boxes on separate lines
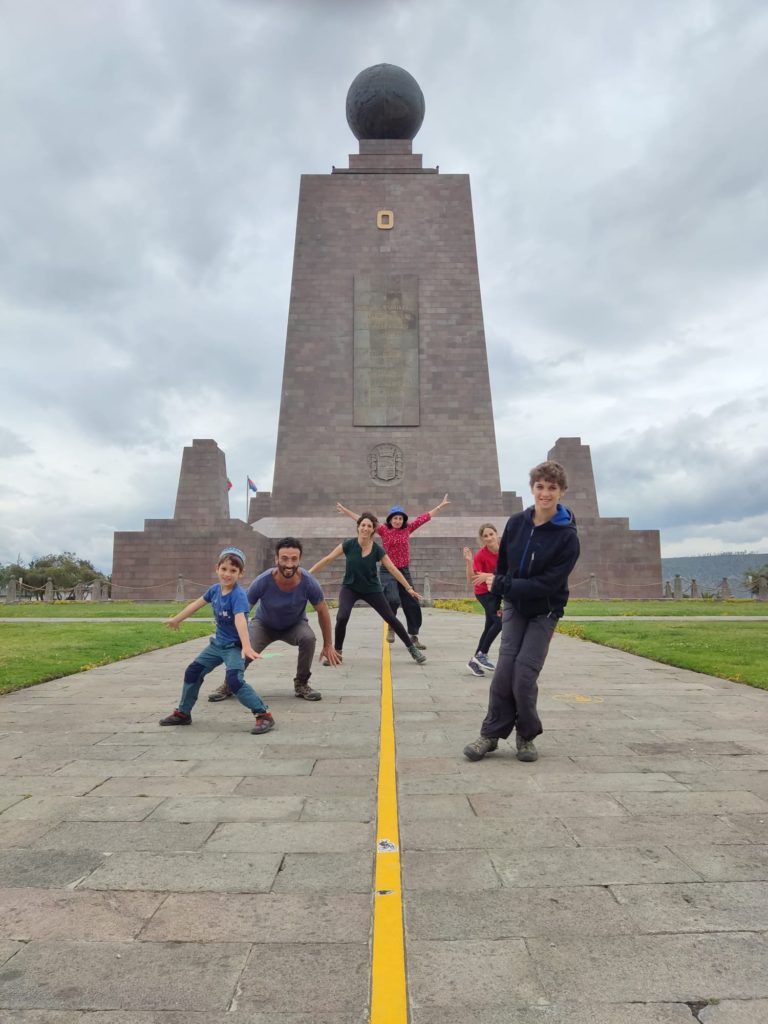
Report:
379,565,422,635
480,605,557,742
475,591,502,655
334,586,413,651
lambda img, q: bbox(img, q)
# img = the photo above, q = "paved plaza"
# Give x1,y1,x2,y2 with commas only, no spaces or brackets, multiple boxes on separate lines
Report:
1,608,767,1022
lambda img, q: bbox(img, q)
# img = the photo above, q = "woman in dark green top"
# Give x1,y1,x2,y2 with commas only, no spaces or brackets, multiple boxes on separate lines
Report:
309,513,427,664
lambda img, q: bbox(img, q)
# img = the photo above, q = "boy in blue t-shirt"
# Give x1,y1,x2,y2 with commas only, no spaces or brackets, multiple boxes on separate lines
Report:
159,547,275,734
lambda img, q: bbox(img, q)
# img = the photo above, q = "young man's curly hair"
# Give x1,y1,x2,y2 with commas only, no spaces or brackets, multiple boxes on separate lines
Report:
529,460,568,490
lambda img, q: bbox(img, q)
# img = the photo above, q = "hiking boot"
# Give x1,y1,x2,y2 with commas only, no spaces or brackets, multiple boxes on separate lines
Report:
251,711,275,735
410,635,427,650
294,679,322,701
515,735,539,762
408,645,427,665
386,627,395,643
463,736,498,762
159,710,191,726
467,657,485,677
208,682,232,702
475,652,494,669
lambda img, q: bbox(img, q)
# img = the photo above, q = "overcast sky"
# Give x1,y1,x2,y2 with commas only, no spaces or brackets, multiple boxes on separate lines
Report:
2,0,767,572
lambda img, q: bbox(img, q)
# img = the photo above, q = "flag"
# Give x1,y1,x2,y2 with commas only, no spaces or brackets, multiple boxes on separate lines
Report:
247,477,258,493
227,479,233,491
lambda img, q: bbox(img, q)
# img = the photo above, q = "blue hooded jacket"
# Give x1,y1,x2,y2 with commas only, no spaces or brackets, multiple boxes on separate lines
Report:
490,503,580,619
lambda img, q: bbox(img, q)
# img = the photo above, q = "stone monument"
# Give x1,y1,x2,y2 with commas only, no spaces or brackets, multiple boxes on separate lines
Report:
111,65,661,600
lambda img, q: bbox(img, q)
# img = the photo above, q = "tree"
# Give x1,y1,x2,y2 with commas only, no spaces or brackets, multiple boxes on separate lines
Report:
743,564,768,597
1,552,108,595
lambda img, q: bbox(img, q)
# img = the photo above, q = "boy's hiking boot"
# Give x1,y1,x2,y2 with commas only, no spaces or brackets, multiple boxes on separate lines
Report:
410,635,426,650
208,683,232,702
294,679,321,701
251,711,275,735
159,710,191,727
463,736,498,762
467,657,485,676
408,645,427,665
515,735,539,762
386,627,395,643
475,652,494,669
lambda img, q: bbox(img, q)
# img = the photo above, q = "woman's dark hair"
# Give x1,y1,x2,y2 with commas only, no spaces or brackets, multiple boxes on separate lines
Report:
356,511,378,528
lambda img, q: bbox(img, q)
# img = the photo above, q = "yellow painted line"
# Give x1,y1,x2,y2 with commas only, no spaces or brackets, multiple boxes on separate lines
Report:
369,626,408,1024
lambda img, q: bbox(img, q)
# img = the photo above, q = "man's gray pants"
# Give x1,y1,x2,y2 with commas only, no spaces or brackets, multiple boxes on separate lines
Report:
247,618,316,682
480,606,557,742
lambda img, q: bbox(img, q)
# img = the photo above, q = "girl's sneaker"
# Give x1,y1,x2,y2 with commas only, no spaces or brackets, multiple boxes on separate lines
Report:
467,658,485,676
475,653,495,670
159,710,191,726
251,711,275,734
408,645,427,665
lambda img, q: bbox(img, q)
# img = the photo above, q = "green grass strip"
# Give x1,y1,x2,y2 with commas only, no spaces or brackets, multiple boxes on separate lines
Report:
0,601,213,619
557,620,768,691
434,598,766,617
0,622,214,694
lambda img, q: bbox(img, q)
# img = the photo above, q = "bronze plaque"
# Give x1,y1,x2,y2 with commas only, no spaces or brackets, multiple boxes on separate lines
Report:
353,273,419,426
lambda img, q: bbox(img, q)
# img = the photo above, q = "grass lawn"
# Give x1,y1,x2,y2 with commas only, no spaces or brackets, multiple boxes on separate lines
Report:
557,620,768,691
0,601,213,618
0,621,214,694
434,598,766,617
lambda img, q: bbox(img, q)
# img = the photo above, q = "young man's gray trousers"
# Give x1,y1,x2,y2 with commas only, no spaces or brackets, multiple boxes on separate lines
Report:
480,606,557,742
247,618,316,682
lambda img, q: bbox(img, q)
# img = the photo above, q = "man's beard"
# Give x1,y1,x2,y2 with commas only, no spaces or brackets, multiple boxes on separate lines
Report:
278,565,297,578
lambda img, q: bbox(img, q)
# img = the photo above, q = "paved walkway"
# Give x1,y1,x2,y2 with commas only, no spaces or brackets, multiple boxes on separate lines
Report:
0,608,767,1022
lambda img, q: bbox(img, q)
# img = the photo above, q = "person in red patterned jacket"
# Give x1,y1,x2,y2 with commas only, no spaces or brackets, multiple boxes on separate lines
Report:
335,494,450,648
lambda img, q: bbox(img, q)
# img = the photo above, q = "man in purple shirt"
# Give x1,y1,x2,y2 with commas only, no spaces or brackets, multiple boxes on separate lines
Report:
209,537,340,703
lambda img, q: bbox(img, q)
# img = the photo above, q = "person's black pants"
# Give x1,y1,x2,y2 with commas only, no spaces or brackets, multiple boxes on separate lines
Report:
475,591,502,655
334,586,413,651
480,606,557,741
379,565,422,635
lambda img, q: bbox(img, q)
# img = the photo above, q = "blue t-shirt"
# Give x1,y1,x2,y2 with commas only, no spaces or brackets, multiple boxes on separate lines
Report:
247,569,324,630
203,582,250,645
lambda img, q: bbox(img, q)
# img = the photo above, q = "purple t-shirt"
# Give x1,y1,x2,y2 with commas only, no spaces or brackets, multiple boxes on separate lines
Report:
202,582,250,645
247,569,324,630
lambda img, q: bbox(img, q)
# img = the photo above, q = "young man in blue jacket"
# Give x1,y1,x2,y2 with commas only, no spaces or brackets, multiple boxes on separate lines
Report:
463,461,580,764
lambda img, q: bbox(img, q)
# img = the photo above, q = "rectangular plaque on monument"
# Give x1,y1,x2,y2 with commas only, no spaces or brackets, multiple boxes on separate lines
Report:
353,273,419,426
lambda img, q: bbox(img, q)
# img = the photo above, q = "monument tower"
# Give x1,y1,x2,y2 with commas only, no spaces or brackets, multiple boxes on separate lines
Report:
113,65,661,599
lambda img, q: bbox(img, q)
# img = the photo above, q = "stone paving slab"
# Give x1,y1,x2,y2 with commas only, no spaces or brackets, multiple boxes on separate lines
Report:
142,892,371,942
0,888,164,940
80,850,282,892
0,940,251,1010
2,607,768,1020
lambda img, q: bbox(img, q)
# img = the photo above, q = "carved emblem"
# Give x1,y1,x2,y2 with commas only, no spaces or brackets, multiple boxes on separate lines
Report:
376,209,394,229
368,443,404,484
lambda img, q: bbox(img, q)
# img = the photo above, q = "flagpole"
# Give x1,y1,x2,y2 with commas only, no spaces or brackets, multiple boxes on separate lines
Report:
245,477,249,523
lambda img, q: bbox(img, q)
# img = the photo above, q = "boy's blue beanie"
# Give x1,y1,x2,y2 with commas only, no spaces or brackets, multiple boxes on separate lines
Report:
218,546,246,567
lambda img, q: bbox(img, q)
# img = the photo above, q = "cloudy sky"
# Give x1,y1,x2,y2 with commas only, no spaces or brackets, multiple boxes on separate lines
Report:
2,0,767,572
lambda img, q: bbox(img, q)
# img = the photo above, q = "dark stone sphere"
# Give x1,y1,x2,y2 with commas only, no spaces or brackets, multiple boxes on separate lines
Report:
346,64,425,140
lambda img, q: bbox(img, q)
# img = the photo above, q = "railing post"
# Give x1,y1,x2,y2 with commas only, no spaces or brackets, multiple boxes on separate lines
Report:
663,580,673,599
673,574,683,600
91,579,102,602
758,577,768,602
176,575,185,602
44,578,54,603
422,574,433,608
690,578,699,599
6,577,18,604
588,573,599,599
720,577,731,599
74,582,84,601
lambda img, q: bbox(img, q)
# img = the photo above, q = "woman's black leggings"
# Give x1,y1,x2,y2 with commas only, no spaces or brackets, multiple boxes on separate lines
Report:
476,591,502,654
335,586,413,651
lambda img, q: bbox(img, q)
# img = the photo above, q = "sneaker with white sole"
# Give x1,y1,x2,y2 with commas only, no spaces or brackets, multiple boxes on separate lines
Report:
467,657,485,676
475,652,494,669
386,627,395,643
515,735,538,762
408,645,427,665
463,736,498,761
251,711,275,734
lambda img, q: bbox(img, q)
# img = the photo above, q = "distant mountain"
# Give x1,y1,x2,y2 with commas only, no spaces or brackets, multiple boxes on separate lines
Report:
661,552,768,598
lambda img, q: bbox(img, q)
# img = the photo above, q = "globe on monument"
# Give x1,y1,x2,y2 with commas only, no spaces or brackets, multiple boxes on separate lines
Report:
346,63,425,141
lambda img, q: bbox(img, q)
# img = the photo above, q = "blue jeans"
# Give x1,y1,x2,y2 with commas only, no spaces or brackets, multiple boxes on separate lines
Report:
178,639,267,715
